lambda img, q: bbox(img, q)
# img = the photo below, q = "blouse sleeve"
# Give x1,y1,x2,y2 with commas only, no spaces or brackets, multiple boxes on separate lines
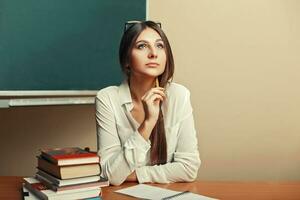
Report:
135,89,201,183
96,90,151,186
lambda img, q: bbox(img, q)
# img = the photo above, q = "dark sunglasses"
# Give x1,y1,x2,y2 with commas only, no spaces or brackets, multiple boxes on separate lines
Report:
124,20,162,32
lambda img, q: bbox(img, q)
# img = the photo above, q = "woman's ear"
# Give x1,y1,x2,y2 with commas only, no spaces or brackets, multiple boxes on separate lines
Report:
126,65,131,75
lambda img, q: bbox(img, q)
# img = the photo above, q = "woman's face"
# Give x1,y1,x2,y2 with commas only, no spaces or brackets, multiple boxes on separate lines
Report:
129,27,167,79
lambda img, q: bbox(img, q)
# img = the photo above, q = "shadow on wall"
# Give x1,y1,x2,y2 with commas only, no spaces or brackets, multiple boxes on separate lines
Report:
0,105,97,176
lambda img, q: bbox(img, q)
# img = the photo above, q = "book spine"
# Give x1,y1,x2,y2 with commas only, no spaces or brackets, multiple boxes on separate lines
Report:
36,174,58,191
38,157,62,179
23,182,47,200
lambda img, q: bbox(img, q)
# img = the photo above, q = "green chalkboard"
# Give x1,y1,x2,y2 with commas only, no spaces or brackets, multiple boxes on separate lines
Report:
0,0,146,91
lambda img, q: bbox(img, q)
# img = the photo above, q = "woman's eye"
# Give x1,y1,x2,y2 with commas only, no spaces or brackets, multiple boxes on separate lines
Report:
137,43,147,49
156,43,164,49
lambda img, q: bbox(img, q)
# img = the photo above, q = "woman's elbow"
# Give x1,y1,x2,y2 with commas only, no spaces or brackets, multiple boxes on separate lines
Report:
184,159,201,182
108,177,125,186
183,170,198,182
104,169,126,186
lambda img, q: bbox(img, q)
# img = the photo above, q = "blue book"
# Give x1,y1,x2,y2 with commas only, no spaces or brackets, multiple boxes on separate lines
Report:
86,197,102,200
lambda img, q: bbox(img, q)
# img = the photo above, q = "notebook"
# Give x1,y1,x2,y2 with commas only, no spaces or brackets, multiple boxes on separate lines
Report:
115,184,217,200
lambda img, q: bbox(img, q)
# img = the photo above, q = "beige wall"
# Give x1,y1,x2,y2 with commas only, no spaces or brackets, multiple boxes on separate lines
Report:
1,0,299,181
0,105,97,176
149,0,300,180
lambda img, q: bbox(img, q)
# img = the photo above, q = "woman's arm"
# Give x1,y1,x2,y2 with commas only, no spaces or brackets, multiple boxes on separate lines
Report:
96,90,150,185
135,89,201,183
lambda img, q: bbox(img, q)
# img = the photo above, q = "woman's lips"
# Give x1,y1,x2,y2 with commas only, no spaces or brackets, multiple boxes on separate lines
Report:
146,62,159,67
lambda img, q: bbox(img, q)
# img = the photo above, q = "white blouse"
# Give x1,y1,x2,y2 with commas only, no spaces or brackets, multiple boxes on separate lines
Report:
96,81,200,186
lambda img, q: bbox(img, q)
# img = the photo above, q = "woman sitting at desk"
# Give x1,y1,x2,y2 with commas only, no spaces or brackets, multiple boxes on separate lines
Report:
96,21,200,185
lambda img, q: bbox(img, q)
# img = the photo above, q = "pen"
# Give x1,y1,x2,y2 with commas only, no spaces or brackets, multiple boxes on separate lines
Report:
156,78,159,87
162,191,190,200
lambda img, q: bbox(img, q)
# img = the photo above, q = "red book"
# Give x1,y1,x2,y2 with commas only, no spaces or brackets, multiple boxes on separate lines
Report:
41,147,100,166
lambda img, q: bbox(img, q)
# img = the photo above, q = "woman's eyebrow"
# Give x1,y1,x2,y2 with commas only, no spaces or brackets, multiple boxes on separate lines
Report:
136,39,164,44
136,40,149,44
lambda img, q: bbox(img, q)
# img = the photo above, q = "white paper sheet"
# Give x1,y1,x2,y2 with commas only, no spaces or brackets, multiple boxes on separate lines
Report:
115,184,217,200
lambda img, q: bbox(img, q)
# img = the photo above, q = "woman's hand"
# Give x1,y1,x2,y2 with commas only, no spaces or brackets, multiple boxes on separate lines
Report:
142,87,165,123
126,171,138,182
138,87,165,140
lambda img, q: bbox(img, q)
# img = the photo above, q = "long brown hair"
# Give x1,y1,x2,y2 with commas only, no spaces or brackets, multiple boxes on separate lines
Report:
119,21,174,165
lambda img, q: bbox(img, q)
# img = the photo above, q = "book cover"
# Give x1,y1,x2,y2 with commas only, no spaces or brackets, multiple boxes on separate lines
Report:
23,177,101,200
23,185,40,200
23,186,102,200
37,156,100,179
36,173,109,192
41,147,99,166
36,169,102,186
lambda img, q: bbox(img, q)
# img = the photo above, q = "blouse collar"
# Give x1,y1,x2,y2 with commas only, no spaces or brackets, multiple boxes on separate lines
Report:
118,80,134,111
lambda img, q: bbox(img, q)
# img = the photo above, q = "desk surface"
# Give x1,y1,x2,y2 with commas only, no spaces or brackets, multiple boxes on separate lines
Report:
1,176,300,200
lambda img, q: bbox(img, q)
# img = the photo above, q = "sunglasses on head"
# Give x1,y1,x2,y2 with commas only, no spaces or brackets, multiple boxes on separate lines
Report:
124,20,162,32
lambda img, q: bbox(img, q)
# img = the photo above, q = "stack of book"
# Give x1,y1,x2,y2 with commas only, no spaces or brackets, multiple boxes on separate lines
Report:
23,147,109,200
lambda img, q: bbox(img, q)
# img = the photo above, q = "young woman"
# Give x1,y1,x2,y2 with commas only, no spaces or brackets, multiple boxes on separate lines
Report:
96,21,200,186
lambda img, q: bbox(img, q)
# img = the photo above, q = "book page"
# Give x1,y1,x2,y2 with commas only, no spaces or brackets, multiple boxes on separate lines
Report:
115,184,217,200
115,184,179,199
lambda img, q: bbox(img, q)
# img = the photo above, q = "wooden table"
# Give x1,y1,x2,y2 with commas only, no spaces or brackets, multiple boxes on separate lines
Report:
1,176,300,200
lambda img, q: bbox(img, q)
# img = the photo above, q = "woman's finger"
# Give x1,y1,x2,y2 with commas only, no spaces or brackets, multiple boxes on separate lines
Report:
143,92,165,103
146,93,164,104
142,88,165,101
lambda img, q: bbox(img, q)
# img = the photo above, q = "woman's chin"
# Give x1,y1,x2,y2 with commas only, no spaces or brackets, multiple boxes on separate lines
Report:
133,70,163,78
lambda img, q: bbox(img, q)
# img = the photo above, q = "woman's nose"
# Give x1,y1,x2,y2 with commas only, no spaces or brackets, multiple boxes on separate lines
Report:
148,46,158,59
